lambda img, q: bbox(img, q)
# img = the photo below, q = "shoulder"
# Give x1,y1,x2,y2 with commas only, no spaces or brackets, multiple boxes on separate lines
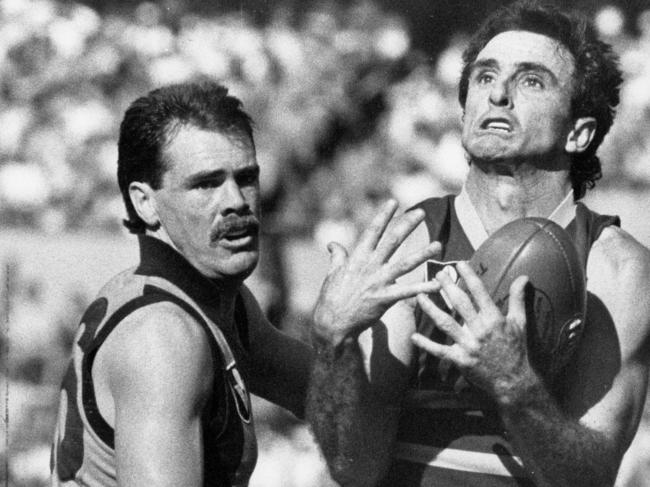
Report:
95,266,139,298
589,226,650,286
587,226,650,354
98,301,214,402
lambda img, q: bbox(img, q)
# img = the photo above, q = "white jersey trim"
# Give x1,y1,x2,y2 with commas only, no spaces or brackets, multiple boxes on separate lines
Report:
393,442,525,477
454,185,577,250
547,189,576,229
455,187,488,250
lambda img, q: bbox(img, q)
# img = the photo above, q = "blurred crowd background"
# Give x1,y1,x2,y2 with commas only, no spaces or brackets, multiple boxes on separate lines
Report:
0,0,649,485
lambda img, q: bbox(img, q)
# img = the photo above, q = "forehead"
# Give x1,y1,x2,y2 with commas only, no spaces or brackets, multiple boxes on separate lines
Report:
162,124,256,176
476,30,575,81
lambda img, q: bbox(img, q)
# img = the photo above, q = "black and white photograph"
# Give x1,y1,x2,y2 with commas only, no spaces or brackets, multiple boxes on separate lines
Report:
1,0,650,486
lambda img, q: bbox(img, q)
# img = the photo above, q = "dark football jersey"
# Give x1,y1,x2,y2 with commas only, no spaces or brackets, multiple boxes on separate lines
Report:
51,236,257,487
379,195,619,487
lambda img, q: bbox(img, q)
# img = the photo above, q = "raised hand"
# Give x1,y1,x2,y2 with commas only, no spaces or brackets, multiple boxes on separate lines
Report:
313,200,441,347
411,261,536,404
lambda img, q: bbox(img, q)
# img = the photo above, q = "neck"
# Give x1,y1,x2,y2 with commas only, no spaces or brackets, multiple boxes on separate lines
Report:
465,160,572,235
144,230,243,322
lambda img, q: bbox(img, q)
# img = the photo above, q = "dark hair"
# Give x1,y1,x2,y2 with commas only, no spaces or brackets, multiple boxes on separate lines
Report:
117,81,255,233
458,0,622,199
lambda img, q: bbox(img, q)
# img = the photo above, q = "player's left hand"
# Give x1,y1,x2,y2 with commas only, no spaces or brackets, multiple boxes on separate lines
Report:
411,261,538,405
313,200,441,349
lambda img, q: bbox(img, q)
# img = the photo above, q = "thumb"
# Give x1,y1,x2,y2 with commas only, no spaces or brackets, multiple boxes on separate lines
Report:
506,275,529,331
327,241,348,267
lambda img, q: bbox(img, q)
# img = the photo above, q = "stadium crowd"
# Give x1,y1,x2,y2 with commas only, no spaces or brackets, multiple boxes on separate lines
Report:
1,0,649,485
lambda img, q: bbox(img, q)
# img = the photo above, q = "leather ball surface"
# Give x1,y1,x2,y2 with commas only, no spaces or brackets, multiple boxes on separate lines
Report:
467,217,586,383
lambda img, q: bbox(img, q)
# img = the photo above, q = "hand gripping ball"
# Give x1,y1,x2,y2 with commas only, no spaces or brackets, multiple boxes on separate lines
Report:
466,217,586,384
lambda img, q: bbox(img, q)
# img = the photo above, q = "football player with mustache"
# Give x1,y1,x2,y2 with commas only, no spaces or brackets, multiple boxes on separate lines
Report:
50,80,438,487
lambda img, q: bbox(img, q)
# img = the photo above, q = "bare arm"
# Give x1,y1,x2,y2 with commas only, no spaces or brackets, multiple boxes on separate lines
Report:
96,303,214,486
306,201,440,487
413,227,650,487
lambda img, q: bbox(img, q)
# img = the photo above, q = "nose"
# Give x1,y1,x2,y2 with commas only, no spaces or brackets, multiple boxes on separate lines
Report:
220,179,249,215
488,78,511,107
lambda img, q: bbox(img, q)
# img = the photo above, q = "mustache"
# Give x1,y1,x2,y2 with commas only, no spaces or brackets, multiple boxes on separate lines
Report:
210,214,260,241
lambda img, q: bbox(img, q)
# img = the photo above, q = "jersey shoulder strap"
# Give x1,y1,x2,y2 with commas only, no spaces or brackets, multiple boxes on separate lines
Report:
145,277,238,368
567,202,621,269
145,278,255,432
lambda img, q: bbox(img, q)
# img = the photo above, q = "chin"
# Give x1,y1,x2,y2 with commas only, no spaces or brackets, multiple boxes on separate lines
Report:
467,144,517,163
464,133,518,158
222,251,259,281
197,250,259,283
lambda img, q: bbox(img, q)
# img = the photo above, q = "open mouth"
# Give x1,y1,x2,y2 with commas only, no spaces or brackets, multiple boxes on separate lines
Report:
480,118,512,133
223,228,250,239
212,218,260,249
219,230,257,250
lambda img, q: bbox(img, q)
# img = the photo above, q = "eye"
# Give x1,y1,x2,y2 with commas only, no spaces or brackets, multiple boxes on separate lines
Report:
521,75,544,89
236,167,259,187
475,71,496,85
193,179,221,190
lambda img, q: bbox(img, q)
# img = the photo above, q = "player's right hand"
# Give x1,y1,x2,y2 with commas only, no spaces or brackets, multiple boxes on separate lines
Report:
312,199,441,348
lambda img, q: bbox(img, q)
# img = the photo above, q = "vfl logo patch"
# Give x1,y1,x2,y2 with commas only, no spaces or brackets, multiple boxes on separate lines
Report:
226,364,252,424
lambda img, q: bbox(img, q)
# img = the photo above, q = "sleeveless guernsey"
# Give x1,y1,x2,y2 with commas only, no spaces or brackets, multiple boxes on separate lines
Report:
379,195,620,487
50,236,257,487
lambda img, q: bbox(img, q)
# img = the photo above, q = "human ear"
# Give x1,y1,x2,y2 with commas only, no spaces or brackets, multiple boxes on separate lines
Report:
565,117,596,154
128,181,160,227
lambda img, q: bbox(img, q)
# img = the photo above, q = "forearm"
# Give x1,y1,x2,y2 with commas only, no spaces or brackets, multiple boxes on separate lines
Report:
500,381,619,487
306,337,400,487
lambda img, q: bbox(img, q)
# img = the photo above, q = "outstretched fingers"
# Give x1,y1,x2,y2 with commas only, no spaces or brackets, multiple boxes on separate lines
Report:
371,208,427,263
377,279,441,303
411,333,453,360
416,293,468,344
455,261,498,313
384,241,442,282
352,199,399,256
435,266,479,324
